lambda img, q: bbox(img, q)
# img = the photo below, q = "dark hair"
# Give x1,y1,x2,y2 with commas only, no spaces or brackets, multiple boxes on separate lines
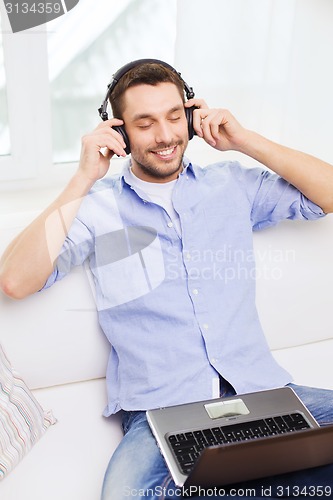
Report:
109,62,186,119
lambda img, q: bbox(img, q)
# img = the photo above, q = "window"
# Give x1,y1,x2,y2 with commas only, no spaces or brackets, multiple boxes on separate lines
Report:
0,0,177,185
47,0,177,163
0,17,10,156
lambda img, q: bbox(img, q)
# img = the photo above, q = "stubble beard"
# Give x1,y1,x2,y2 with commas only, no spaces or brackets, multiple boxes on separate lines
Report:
130,139,187,181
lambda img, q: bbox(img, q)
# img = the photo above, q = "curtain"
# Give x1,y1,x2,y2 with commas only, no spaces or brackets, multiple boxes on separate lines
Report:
175,0,333,165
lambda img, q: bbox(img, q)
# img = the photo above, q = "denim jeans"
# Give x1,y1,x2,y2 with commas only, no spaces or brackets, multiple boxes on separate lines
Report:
101,384,333,499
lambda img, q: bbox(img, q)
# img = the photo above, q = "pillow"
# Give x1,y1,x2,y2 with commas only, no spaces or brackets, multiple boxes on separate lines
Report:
0,344,56,480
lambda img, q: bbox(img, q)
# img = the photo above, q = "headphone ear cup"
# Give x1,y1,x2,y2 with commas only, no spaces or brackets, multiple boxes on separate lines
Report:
185,106,196,141
112,125,131,155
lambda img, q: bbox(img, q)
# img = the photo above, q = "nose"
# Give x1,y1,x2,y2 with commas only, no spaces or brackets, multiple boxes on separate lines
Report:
155,120,173,145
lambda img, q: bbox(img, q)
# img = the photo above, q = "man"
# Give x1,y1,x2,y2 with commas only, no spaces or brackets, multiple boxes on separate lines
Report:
1,60,333,499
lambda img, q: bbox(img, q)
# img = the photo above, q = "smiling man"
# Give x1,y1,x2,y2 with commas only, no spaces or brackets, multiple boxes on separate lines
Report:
121,82,188,181
1,60,333,500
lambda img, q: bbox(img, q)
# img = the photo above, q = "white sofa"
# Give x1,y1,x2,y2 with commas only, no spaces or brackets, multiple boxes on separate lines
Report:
0,209,333,500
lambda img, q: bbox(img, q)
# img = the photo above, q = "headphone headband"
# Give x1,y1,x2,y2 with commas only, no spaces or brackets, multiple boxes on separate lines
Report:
98,58,195,121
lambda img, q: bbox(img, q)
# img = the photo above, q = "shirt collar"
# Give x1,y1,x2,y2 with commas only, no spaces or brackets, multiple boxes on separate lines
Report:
117,156,197,193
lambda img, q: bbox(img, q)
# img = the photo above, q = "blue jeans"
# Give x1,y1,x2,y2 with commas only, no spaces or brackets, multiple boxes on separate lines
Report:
101,385,333,499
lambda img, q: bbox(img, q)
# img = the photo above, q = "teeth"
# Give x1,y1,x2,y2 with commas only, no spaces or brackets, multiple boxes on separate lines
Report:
156,147,175,156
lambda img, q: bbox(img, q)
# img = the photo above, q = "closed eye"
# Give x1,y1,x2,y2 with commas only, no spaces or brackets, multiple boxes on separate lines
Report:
137,123,153,129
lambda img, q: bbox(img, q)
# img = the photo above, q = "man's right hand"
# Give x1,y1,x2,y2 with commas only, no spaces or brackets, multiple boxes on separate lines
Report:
78,119,127,183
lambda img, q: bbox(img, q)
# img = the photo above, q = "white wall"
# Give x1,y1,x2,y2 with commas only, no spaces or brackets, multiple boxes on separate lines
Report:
175,0,333,167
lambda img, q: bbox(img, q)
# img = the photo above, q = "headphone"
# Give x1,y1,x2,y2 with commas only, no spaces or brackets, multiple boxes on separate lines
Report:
98,58,196,155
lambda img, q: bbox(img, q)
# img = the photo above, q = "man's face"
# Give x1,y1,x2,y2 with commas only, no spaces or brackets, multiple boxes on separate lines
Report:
121,82,189,182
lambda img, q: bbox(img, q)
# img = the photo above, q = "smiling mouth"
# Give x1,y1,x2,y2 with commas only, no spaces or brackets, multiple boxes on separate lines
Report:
151,145,177,158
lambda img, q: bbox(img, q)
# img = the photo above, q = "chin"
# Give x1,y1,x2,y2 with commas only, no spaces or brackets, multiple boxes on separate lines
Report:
132,151,185,181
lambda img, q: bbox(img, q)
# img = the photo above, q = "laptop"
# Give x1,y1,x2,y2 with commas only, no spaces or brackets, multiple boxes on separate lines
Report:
146,387,333,488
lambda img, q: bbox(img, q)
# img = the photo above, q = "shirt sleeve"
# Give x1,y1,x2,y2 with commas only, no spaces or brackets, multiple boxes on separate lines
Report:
40,178,123,292
41,214,94,290
242,167,326,230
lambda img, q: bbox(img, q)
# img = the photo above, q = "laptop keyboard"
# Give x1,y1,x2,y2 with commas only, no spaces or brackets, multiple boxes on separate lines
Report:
167,412,311,474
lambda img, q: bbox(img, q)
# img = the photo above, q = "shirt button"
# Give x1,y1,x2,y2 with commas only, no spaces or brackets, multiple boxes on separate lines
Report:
203,323,209,330
167,222,173,228
185,252,191,260
211,357,218,364
192,289,199,295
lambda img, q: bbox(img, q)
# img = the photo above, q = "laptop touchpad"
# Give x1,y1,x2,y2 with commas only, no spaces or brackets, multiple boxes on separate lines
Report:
204,399,250,419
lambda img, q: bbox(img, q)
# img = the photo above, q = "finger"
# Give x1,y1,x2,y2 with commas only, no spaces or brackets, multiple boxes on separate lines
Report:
86,131,127,158
200,111,224,146
208,110,226,140
201,118,216,146
93,125,127,152
185,98,208,109
96,118,124,128
101,135,127,157
192,108,210,137
102,144,126,158
193,106,222,137
100,147,115,161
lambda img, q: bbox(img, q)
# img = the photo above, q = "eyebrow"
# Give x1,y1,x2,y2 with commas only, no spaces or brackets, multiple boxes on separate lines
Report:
132,105,184,122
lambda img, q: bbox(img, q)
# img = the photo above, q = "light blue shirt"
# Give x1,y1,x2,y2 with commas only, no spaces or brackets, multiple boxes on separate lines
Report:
44,158,325,415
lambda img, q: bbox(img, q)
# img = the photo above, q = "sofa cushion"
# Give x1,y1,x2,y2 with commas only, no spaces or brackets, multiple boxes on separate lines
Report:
272,339,333,390
0,378,123,500
0,212,110,391
0,265,110,390
0,345,56,480
254,217,333,349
